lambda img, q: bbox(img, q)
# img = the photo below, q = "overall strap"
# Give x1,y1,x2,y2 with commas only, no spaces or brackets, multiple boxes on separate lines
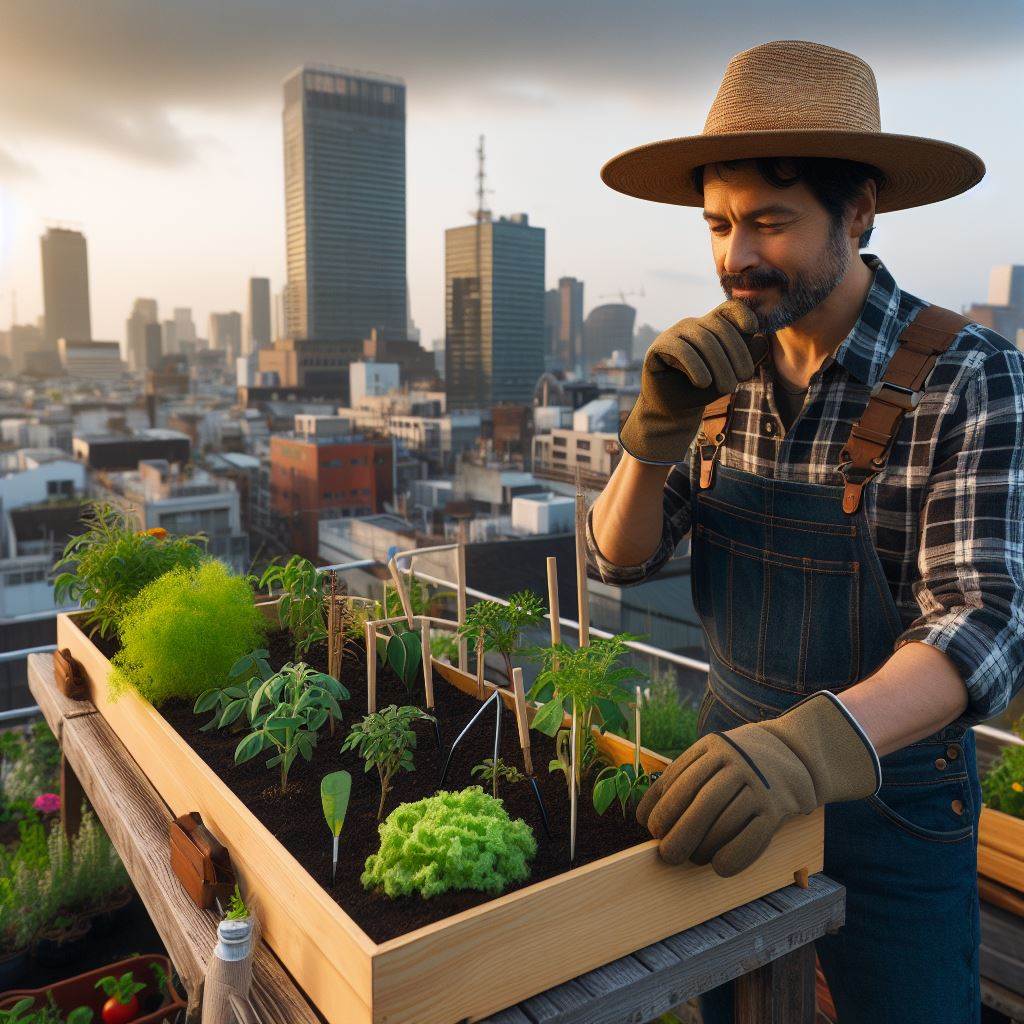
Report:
839,304,970,514
697,393,735,489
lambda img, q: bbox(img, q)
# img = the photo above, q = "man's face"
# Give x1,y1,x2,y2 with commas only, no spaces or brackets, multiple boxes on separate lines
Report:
701,161,853,334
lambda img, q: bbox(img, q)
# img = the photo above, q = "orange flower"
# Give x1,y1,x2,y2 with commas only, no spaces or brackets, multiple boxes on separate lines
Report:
138,527,168,539
1012,782,1023,793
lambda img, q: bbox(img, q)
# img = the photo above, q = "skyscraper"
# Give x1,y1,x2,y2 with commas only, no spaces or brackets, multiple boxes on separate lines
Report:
445,213,545,410
247,277,272,354
209,312,242,361
126,298,158,373
40,227,92,346
988,265,1024,311
557,277,584,373
282,65,407,341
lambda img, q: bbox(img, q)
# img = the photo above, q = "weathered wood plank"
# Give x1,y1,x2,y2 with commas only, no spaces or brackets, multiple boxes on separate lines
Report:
734,943,816,1024
28,654,320,1024
477,879,844,1024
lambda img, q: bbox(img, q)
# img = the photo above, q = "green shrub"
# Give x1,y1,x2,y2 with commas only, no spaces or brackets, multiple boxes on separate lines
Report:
53,501,205,640
111,561,265,705
362,786,536,899
982,743,1024,819
637,674,699,759
2,721,61,809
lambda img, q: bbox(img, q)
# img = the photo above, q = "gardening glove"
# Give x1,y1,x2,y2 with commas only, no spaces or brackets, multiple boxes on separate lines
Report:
619,300,769,465
636,691,882,877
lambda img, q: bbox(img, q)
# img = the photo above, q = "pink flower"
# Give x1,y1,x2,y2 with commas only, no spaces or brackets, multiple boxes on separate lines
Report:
33,793,61,814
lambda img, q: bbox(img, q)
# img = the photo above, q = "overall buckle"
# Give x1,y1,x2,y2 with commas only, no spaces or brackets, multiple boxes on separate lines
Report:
869,378,923,411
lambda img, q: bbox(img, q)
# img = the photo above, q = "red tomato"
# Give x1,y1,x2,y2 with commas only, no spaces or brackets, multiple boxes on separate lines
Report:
101,995,140,1024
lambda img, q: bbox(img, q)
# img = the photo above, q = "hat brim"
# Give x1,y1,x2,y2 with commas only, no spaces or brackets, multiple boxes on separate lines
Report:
600,129,985,213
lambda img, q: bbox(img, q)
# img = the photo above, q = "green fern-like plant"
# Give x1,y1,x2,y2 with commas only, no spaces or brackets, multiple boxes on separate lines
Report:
982,743,1024,820
111,560,266,705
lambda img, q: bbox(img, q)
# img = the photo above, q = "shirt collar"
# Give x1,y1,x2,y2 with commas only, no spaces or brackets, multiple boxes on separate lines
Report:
815,253,905,388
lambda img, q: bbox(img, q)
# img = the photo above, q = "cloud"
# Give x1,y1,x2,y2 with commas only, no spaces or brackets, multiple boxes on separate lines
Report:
1,1,1020,163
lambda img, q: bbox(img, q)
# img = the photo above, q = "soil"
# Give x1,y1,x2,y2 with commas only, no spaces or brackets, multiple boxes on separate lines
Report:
151,629,655,945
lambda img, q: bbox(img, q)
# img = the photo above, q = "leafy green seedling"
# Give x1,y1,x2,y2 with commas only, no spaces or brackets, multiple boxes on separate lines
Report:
592,763,654,818
225,883,249,920
234,662,350,794
257,555,328,656
458,591,546,682
194,648,273,732
321,770,352,882
471,757,525,799
378,630,422,697
342,705,434,820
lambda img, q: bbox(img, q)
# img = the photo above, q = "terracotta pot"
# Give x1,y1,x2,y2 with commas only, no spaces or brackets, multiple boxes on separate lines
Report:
0,953,186,1022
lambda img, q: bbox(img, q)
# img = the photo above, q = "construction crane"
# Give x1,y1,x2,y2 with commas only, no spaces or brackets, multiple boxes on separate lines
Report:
599,287,646,305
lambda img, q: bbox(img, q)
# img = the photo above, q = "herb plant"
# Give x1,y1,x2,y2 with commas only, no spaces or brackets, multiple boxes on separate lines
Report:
53,501,205,640
361,787,536,899
470,757,525,799
458,591,546,682
592,763,654,818
194,648,273,733
528,634,644,784
982,742,1024,820
342,705,434,820
225,884,249,920
633,672,699,759
257,555,327,656
111,560,266,706
0,997,92,1024
233,662,349,795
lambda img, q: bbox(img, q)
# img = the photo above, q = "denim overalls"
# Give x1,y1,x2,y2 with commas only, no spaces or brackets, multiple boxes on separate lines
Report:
691,459,982,1023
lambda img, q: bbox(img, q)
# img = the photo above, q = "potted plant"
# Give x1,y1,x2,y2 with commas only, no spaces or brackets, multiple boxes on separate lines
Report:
979,719,1024,898
0,954,186,1023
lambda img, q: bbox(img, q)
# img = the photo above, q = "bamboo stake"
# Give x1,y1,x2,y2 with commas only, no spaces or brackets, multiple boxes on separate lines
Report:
510,667,533,776
546,556,561,647
569,704,578,866
574,474,590,647
366,621,377,714
475,635,485,703
456,521,468,672
326,571,337,675
421,618,435,711
634,685,642,777
388,557,414,627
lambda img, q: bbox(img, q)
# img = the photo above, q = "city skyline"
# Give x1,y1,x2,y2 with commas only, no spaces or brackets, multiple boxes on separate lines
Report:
1,4,1021,351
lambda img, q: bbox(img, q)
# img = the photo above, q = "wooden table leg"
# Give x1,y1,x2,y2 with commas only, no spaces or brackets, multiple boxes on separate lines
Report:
734,942,816,1024
60,751,86,839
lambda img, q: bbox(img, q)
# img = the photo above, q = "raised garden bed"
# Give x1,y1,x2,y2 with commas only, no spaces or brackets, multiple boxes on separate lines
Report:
58,598,823,1024
979,807,1024,897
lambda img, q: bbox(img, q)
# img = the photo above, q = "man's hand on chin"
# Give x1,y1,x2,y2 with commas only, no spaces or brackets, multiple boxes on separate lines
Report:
636,691,881,877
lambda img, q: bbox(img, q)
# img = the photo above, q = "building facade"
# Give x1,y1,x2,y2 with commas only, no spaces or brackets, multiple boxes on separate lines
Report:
282,65,407,342
247,277,272,354
40,228,92,348
445,213,545,410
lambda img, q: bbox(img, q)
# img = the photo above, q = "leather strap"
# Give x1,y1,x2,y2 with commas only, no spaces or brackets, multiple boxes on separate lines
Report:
694,304,968,506
839,304,969,514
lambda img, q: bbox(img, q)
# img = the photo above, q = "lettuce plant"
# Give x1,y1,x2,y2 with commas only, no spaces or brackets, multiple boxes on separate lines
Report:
361,786,536,899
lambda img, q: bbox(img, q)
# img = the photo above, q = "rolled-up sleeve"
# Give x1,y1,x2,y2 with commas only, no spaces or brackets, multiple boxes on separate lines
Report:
894,347,1024,724
584,460,694,587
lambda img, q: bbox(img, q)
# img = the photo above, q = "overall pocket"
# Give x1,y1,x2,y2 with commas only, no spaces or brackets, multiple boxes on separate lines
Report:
867,733,977,844
692,524,861,692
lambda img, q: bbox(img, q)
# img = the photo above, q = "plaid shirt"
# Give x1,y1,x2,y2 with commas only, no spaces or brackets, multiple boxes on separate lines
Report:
586,253,1024,725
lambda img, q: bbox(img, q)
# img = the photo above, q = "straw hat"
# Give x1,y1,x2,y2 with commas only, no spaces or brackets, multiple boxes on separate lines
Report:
601,40,985,213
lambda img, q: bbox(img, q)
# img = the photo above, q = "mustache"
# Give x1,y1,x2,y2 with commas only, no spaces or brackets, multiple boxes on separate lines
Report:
721,270,788,291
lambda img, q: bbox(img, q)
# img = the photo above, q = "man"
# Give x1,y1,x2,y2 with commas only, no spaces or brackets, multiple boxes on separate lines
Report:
588,39,1024,1023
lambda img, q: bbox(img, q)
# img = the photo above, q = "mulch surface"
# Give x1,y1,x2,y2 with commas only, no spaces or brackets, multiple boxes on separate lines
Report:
155,629,652,943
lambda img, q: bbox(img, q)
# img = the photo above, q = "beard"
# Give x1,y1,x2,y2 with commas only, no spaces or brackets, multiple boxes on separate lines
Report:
721,221,851,335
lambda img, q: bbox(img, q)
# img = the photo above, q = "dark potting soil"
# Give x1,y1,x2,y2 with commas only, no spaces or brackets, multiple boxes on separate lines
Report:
155,629,654,944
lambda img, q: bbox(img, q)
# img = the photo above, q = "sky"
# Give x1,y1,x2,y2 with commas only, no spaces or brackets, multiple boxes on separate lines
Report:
0,1,1021,349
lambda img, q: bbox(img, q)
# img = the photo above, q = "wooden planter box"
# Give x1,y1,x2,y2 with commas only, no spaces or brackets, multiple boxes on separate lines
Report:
979,806,1024,897
57,606,824,1024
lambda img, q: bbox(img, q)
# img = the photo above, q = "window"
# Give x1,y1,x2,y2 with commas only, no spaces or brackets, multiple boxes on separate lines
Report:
553,436,567,446
576,439,591,451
